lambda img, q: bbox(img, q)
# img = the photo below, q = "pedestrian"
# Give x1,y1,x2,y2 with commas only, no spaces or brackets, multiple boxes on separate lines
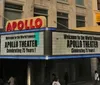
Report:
64,72,68,85
50,73,56,85
52,73,56,81
52,76,61,85
94,70,99,85
8,76,16,85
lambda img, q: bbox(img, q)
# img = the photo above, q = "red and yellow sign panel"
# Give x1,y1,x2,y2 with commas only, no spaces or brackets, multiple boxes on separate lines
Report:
5,16,46,32
96,12,100,23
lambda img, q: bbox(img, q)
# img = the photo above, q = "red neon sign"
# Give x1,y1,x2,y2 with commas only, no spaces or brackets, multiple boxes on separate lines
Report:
5,16,46,32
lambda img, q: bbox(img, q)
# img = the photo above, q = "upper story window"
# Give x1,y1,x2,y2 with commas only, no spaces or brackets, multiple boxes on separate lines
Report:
34,8,48,26
97,0,100,10
34,8,48,16
57,12,68,29
76,0,84,6
5,3,22,10
57,0,68,3
76,15,85,27
4,3,22,27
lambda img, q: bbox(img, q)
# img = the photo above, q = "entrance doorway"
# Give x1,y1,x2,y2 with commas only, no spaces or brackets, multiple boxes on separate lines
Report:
0,59,27,85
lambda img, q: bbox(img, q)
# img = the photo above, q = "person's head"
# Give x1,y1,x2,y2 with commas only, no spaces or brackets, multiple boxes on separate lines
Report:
52,73,56,77
10,75,16,78
95,70,97,73
52,73,57,81
53,77,58,82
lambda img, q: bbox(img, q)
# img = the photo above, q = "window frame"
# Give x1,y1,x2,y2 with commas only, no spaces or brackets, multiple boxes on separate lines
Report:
57,12,68,29
34,8,48,17
4,3,22,27
57,0,68,4
5,2,23,17
76,15,85,27
34,7,48,26
97,0,100,10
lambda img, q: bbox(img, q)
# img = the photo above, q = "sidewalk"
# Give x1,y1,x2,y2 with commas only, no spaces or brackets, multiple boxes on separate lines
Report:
69,81,93,85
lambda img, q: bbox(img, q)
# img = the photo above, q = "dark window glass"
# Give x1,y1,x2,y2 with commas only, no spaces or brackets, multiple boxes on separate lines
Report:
4,3,22,27
57,0,68,2
34,8,48,26
97,0,100,10
5,3,22,10
76,16,85,20
34,8,48,15
57,12,68,29
76,15,85,27
57,12,68,17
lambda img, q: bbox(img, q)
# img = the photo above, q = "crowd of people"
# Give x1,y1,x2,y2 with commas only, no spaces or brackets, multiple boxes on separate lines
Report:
0,70,99,85
0,72,69,85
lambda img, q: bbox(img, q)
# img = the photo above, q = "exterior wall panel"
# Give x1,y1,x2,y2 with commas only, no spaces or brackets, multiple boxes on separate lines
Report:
34,0,49,8
6,0,25,5
76,7,86,15
57,3,70,12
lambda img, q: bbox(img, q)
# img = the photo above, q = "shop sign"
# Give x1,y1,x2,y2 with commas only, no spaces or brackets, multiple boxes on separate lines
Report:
1,32,44,55
52,32,100,55
5,16,46,32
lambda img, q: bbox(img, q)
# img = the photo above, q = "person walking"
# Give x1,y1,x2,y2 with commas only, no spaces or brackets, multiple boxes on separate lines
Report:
52,76,61,85
50,73,57,85
64,72,68,85
8,76,16,85
94,70,99,85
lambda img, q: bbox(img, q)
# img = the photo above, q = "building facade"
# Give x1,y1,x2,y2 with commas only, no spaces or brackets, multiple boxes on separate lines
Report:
0,0,100,85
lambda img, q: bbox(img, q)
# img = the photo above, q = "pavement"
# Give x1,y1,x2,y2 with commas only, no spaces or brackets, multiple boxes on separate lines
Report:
45,81,94,85
69,81,94,85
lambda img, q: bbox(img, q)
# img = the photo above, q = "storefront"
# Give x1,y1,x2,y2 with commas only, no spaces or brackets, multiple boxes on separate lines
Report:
0,16,47,85
0,59,27,85
0,16,100,85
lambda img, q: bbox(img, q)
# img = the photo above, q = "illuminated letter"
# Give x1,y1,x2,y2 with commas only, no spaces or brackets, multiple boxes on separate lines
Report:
35,18,42,28
18,21,24,30
30,19,35,29
25,20,30,30
12,21,17,31
6,23,12,32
